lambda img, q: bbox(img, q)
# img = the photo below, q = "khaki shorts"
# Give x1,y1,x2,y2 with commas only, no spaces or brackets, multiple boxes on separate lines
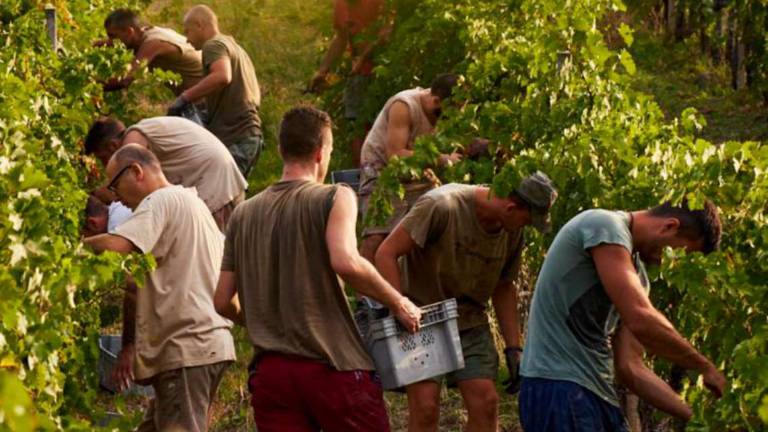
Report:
426,324,499,387
136,361,231,432
359,181,434,237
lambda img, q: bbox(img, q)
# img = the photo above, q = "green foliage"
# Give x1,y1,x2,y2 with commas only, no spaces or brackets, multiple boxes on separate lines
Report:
0,0,167,429
327,0,768,428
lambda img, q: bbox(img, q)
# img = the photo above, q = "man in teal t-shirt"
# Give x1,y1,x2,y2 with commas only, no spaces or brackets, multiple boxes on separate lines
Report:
520,202,727,431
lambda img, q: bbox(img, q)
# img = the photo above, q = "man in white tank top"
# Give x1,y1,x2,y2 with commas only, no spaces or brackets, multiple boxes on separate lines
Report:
99,9,203,95
358,73,461,263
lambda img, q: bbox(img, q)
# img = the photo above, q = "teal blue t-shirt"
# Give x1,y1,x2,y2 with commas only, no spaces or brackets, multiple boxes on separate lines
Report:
520,209,649,406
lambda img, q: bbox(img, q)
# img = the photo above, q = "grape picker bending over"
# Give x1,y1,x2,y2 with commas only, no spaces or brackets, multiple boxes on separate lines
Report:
213,106,422,431
359,73,463,263
375,173,558,432
169,5,263,177
97,9,203,95
519,201,727,431
85,116,247,232
84,144,235,432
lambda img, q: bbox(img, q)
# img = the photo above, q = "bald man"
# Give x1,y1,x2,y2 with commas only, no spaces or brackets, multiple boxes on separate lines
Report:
84,144,235,432
168,5,263,177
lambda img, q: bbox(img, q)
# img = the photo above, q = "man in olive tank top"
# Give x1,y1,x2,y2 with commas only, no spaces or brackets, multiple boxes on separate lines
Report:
214,106,422,431
100,9,203,94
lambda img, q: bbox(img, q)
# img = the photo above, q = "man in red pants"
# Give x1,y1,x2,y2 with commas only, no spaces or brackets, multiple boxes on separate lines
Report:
214,106,422,431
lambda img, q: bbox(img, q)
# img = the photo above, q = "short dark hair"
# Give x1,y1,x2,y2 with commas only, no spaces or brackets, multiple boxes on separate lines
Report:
85,117,125,154
649,199,722,254
85,195,108,219
430,73,459,100
104,9,141,29
113,143,161,170
278,106,332,162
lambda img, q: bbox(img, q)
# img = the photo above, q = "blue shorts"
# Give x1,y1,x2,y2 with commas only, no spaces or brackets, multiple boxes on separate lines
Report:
519,377,628,432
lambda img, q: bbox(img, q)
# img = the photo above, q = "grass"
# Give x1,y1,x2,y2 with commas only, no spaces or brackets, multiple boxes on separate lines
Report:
629,32,768,144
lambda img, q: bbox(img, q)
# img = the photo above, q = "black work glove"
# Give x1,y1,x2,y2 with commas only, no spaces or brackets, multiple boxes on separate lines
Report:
503,346,523,395
167,95,190,116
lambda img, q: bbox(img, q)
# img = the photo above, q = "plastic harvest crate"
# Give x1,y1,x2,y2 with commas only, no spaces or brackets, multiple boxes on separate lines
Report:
98,335,153,396
367,299,464,390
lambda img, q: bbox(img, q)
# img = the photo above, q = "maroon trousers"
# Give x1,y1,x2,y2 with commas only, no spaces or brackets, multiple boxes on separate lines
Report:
249,353,390,432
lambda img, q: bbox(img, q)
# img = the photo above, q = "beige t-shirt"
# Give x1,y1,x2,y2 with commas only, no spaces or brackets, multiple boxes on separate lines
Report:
142,26,203,92
113,185,236,381
221,180,374,371
202,34,262,145
359,87,434,193
399,184,524,330
126,116,247,213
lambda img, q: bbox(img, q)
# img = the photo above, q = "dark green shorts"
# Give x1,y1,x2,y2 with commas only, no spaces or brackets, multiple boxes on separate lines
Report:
428,324,499,386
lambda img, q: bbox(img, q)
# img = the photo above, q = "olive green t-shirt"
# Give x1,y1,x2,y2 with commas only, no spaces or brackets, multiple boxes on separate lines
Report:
520,209,649,407
221,180,374,371
399,184,524,330
202,34,262,146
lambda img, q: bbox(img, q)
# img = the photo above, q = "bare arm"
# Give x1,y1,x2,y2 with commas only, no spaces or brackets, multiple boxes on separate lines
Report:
350,16,394,75
103,40,178,91
614,326,693,420
374,224,418,292
592,244,725,396
121,277,137,346
214,270,244,325
385,101,414,159
310,27,350,91
326,186,421,332
83,233,139,254
180,57,231,102
492,280,521,349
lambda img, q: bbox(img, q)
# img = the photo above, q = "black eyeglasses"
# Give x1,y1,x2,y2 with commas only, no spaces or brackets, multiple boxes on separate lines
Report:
107,164,133,193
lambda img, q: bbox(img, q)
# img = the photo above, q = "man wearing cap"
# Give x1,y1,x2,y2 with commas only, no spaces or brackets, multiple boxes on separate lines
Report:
375,172,557,432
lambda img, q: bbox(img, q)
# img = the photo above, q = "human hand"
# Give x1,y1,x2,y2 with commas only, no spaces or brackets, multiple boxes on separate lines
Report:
111,343,135,392
393,296,422,334
439,152,463,167
167,95,190,116
466,138,491,159
502,346,522,394
308,71,328,93
701,364,726,398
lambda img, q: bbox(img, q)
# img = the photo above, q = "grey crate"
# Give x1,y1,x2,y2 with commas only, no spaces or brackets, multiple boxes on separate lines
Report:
331,169,361,192
98,335,153,396
367,299,464,390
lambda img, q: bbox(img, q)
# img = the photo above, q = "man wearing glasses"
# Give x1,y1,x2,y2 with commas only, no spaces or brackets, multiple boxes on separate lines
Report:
84,144,234,432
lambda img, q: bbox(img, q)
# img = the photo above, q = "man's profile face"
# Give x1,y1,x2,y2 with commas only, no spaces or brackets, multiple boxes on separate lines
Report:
500,201,532,233
183,20,205,50
106,25,140,50
638,219,705,265
105,159,141,210
317,127,334,182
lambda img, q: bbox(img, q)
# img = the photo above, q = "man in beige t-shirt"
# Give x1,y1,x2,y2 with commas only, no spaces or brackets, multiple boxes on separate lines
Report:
85,116,247,231
167,5,263,177
375,174,557,432
358,73,461,264
84,144,235,432
99,9,203,94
